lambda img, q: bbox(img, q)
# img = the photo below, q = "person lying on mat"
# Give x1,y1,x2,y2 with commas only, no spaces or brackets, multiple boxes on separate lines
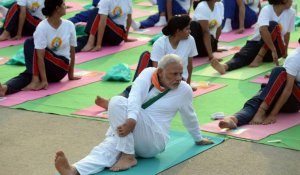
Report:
76,0,136,52
0,0,45,41
190,0,224,60
0,0,80,96
211,0,295,74
219,44,300,128
222,0,261,34
54,54,214,175
131,0,192,30
68,0,100,25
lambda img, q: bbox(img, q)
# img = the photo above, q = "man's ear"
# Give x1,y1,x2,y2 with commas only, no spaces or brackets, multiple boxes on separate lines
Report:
157,68,163,78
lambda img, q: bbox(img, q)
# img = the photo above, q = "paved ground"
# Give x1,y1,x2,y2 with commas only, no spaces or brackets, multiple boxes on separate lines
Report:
1,107,300,175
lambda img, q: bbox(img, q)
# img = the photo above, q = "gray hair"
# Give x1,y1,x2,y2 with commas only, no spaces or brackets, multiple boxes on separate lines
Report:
158,54,182,69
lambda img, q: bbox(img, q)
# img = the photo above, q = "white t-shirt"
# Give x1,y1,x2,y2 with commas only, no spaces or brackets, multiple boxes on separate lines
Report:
283,47,300,83
151,35,198,80
17,0,45,19
34,19,77,60
251,5,295,44
176,0,191,12
192,1,224,38
97,0,132,28
243,0,260,14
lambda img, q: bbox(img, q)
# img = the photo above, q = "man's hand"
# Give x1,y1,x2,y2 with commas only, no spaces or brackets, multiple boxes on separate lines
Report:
271,50,279,66
117,118,136,137
195,138,214,145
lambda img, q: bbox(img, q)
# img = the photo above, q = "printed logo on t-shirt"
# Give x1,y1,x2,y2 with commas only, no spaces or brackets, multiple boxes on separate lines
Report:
30,2,40,13
51,37,62,51
209,19,218,29
112,6,122,19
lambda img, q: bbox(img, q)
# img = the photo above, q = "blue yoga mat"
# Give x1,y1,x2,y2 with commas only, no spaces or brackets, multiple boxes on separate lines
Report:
94,131,224,175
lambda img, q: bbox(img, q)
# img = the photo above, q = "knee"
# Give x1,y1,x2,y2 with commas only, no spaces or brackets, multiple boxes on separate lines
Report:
24,38,34,50
271,67,286,74
268,21,279,31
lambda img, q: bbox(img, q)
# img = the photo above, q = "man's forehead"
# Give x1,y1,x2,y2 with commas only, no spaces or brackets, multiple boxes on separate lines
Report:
164,63,183,72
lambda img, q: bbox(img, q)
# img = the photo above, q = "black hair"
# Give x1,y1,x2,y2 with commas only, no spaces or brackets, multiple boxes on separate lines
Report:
42,0,64,16
162,15,191,36
193,0,209,10
268,0,287,5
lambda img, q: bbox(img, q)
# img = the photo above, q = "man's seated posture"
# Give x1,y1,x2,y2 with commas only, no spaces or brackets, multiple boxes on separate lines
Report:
54,54,213,175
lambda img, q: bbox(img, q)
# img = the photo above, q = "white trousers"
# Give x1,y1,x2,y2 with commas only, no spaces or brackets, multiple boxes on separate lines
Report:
74,96,167,175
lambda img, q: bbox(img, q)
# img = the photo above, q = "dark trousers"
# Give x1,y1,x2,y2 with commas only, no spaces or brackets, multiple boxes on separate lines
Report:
190,21,218,57
1,3,41,37
236,67,300,125
5,38,69,95
68,0,100,24
121,51,152,98
76,8,126,52
226,21,284,71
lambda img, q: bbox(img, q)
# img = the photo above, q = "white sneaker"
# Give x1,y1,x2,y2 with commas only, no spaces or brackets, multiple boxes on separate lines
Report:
131,20,141,31
149,0,157,5
222,18,232,33
154,16,167,27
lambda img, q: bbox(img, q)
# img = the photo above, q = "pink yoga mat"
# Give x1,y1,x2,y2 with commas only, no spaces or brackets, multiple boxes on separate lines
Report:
73,105,108,119
66,2,84,13
137,1,154,7
0,57,9,65
250,76,269,84
219,28,255,42
132,9,155,19
289,41,299,49
191,82,225,97
0,37,29,49
130,26,163,35
0,70,105,107
75,39,148,64
200,112,300,140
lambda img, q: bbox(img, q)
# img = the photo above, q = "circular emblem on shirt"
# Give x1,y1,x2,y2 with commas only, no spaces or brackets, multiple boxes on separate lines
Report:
30,2,40,13
209,19,218,29
51,37,62,51
112,6,122,19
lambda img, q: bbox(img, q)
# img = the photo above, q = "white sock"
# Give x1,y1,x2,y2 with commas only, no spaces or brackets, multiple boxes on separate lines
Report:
154,16,167,27
222,18,232,33
131,20,141,30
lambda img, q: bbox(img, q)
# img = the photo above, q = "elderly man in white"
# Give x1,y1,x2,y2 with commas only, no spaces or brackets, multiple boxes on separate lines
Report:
55,54,213,175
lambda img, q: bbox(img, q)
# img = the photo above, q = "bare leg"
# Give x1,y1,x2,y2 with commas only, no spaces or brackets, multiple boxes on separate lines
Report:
218,116,238,129
95,96,109,109
55,151,79,175
211,58,227,75
0,30,11,41
0,83,8,97
249,55,263,67
81,35,96,52
22,76,41,91
249,102,268,125
110,153,137,172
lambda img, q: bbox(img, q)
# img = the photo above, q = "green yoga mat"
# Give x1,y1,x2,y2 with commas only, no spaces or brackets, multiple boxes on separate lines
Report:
193,57,284,80
94,131,224,175
259,125,300,151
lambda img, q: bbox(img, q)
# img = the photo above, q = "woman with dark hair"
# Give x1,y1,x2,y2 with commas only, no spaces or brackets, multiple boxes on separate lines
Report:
219,39,300,128
76,0,135,52
211,0,295,74
222,0,261,34
190,0,224,59
0,0,45,41
0,0,80,96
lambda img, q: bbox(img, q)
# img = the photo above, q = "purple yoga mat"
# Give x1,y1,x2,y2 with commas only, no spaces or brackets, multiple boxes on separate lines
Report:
200,112,300,140
219,28,255,42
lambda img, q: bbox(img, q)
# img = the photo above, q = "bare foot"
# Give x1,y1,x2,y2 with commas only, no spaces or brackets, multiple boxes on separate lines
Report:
22,81,40,91
262,115,277,125
55,151,78,175
211,58,226,74
0,83,8,96
218,116,237,129
90,45,102,52
249,107,266,125
110,153,137,172
249,55,263,67
0,30,11,41
81,35,95,52
95,96,109,109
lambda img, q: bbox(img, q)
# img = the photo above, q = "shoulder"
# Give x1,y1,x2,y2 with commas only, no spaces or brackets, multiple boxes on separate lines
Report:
62,19,75,28
215,2,224,9
154,36,167,46
139,67,156,78
176,81,193,96
284,8,296,16
36,19,48,30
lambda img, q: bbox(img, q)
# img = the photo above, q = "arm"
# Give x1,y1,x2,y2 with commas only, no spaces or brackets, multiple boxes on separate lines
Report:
283,32,290,58
259,26,279,65
236,0,245,34
199,20,214,60
14,6,26,39
216,26,221,41
166,0,172,21
263,74,295,124
124,14,136,42
94,14,108,50
36,49,48,88
68,46,80,80
187,57,193,84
